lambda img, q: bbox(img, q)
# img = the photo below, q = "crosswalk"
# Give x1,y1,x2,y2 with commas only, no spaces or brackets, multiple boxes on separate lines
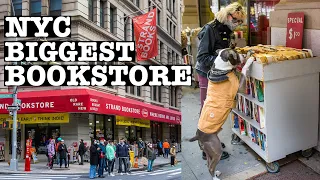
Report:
127,167,181,178
0,174,82,180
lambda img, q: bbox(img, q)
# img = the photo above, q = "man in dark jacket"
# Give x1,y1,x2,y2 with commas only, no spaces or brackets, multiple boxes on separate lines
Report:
116,138,129,175
195,3,245,162
58,140,68,168
89,140,99,179
78,139,86,165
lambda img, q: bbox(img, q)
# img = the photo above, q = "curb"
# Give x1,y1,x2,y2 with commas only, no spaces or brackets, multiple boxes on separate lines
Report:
0,161,181,174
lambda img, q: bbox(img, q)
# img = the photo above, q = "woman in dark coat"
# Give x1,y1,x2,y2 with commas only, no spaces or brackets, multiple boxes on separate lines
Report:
89,140,100,179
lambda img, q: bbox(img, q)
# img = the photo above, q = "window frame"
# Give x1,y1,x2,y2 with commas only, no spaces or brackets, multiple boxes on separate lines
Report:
11,0,22,16
30,0,41,16
100,1,105,27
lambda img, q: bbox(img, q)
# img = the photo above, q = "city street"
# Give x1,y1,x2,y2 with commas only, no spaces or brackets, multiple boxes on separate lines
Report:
0,164,181,180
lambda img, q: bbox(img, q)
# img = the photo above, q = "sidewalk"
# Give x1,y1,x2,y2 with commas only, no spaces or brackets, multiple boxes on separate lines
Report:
0,154,182,174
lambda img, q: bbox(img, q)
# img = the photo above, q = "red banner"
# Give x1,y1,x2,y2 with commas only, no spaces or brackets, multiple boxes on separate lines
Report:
132,8,158,61
286,12,304,49
0,89,181,125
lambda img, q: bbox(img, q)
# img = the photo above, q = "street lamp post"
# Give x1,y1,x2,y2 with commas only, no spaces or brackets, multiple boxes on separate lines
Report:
9,0,19,171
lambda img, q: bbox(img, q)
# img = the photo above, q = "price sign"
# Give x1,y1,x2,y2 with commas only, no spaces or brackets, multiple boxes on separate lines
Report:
286,12,304,49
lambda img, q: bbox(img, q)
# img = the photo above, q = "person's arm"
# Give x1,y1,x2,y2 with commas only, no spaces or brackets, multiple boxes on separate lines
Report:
196,25,217,67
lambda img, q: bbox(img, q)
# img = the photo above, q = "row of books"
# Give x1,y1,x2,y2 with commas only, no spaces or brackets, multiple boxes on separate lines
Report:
244,77,264,102
232,113,267,151
236,95,265,129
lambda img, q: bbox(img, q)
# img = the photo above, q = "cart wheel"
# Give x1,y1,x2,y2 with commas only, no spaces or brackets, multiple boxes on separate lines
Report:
266,162,280,173
301,148,314,158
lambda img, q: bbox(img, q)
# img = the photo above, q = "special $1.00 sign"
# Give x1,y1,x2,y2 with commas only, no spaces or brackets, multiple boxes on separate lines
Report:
286,12,305,49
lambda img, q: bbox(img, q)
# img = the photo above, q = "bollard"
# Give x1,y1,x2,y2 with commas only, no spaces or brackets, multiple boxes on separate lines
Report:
24,154,30,171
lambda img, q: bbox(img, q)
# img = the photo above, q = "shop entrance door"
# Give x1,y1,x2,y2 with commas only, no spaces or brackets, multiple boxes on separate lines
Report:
25,124,60,155
151,122,162,143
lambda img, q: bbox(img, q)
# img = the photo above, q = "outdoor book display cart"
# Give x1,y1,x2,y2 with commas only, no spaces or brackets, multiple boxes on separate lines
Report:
230,45,320,173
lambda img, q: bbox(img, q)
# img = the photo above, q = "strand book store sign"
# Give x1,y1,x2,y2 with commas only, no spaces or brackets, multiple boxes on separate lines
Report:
0,113,69,124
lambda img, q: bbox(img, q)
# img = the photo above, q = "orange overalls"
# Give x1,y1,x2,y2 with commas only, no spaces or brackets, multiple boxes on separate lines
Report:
198,72,239,134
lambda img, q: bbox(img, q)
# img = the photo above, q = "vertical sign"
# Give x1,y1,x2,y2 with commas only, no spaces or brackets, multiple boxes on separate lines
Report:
132,8,158,61
286,12,304,49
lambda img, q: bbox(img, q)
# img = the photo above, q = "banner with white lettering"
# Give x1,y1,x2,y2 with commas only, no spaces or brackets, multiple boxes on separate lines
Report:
132,8,158,61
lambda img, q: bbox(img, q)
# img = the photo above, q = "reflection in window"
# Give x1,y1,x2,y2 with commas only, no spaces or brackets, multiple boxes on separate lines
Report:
88,0,94,21
30,0,41,16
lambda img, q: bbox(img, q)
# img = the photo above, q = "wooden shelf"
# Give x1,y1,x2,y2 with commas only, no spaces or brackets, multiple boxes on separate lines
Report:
232,128,267,161
232,109,266,134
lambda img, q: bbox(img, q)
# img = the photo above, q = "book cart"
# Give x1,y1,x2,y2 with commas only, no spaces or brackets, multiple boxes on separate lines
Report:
230,56,320,173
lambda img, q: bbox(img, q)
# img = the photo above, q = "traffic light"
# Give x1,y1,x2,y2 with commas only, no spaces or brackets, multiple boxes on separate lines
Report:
9,122,21,129
2,121,9,129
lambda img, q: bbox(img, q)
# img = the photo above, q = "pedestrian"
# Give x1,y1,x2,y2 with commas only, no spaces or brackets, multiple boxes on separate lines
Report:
137,138,145,158
157,139,163,157
58,139,68,168
89,140,99,179
112,140,117,172
146,143,156,172
47,139,55,169
116,138,129,175
163,139,170,158
106,140,115,176
97,139,106,178
78,139,85,165
104,140,108,172
170,145,177,167
55,138,61,165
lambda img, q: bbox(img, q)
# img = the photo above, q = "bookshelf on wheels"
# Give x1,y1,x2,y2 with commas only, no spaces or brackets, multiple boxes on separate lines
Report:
230,57,320,173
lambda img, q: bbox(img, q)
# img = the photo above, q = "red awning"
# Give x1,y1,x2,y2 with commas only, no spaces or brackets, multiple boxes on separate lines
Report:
0,89,181,124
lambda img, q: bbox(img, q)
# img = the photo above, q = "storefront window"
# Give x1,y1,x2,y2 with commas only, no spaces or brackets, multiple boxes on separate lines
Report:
151,122,162,143
105,116,114,140
169,124,178,143
248,0,280,45
89,114,95,139
96,115,104,138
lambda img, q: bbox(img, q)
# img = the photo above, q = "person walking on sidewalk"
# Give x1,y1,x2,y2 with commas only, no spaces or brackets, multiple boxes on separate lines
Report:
146,143,156,172
97,139,106,178
58,140,68,168
47,139,55,169
157,139,163,157
163,139,170,158
170,145,177,167
116,138,129,175
89,140,99,179
106,140,115,177
137,138,145,158
78,139,85,165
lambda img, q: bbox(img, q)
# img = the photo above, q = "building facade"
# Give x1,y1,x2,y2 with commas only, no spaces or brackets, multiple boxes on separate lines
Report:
0,0,182,161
